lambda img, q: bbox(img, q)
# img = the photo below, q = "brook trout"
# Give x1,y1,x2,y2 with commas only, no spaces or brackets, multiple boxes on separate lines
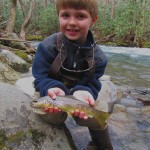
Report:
31,96,110,128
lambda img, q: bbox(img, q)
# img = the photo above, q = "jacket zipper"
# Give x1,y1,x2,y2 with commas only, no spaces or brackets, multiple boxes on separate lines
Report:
73,47,80,69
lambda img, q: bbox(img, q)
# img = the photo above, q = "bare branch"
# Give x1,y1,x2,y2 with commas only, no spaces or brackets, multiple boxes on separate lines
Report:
5,0,17,33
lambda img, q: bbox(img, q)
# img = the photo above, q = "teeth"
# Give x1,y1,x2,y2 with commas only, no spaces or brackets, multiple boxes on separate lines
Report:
68,29,77,32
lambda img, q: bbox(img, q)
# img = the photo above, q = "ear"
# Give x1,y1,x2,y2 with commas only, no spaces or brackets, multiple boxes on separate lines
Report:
92,15,98,25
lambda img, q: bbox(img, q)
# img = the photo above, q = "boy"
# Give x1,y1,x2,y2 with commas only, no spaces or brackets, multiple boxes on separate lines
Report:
32,0,113,149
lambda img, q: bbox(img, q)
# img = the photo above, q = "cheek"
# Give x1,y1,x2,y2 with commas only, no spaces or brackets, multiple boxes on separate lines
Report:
80,21,92,30
81,24,91,31
59,20,66,29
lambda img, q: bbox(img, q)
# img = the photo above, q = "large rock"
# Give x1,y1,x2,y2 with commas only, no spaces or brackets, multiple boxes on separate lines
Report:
15,76,35,97
98,76,117,103
0,49,30,73
0,82,74,150
0,61,20,84
2,32,27,50
108,98,150,150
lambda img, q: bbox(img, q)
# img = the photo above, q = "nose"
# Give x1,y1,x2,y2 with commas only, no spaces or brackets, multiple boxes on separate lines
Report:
68,17,77,26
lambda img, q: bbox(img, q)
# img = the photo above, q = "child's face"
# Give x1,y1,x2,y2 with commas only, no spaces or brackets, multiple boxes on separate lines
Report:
59,8,97,44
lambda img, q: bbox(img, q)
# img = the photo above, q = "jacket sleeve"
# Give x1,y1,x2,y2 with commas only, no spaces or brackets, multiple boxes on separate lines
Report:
70,46,108,100
32,43,69,97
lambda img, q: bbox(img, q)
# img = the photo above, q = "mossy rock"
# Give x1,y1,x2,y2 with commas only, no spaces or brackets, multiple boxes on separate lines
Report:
15,51,28,60
10,62,30,73
15,51,33,63
3,33,27,50
0,129,46,149
0,130,7,149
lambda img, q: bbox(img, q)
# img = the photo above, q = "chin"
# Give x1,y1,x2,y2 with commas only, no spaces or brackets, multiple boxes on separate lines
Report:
66,35,78,41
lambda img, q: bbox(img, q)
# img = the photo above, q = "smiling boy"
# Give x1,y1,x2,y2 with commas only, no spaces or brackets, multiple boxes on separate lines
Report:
32,0,113,149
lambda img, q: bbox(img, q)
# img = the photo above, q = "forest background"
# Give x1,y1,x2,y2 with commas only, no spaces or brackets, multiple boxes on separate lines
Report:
0,0,150,48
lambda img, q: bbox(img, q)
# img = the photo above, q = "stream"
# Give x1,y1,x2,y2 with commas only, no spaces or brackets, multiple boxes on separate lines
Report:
100,45,150,89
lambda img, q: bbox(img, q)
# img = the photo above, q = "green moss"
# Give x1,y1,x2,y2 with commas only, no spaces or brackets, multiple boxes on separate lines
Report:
143,41,150,48
0,130,7,150
15,51,28,60
9,129,45,147
26,35,44,41
28,129,45,145
8,131,26,144
0,129,46,149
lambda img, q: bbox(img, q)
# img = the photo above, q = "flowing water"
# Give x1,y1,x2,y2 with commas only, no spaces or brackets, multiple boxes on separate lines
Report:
100,45,150,89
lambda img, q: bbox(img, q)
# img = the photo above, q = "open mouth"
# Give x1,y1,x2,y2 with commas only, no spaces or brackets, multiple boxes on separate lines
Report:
67,29,78,32
67,29,79,35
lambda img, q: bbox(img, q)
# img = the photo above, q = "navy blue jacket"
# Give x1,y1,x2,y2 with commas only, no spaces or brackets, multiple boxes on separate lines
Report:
32,31,107,100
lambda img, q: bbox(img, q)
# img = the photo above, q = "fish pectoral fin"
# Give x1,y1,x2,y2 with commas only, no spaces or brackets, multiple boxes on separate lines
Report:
67,109,75,117
67,111,72,117
32,108,47,115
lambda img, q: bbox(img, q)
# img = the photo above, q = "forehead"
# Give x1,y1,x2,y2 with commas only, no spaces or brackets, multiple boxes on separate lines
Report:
59,8,90,14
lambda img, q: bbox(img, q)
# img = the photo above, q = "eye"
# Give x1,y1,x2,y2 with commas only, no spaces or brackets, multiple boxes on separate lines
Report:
77,14,86,20
78,15,84,19
61,13,69,19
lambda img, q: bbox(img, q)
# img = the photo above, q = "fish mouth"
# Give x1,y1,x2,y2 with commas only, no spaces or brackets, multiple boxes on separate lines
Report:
30,100,38,108
30,100,50,115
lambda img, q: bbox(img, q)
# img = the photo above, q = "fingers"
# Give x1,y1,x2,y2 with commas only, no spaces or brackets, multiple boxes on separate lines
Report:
48,91,57,99
86,97,95,107
46,88,65,114
48,88,65,99
43,107,62,114
71,110,89,120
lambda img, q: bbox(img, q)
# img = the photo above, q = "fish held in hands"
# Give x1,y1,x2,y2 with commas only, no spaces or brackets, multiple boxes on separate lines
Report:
30,96,110,128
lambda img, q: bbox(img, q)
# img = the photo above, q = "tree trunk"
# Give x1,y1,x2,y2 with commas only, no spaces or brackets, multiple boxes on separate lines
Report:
111,0,116,19
41,0,48,8
20,0,35,40
18,0,27,17
106,0,110,4
5,0,17,33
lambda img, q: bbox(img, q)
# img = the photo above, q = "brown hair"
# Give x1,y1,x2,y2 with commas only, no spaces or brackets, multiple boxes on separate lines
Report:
55,0,98,18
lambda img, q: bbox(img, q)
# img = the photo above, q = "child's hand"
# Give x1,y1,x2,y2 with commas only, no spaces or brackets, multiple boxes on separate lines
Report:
72,91,101,129
44,87,65,114
48,87,65,99
73,90,95,106
72,90,95,120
